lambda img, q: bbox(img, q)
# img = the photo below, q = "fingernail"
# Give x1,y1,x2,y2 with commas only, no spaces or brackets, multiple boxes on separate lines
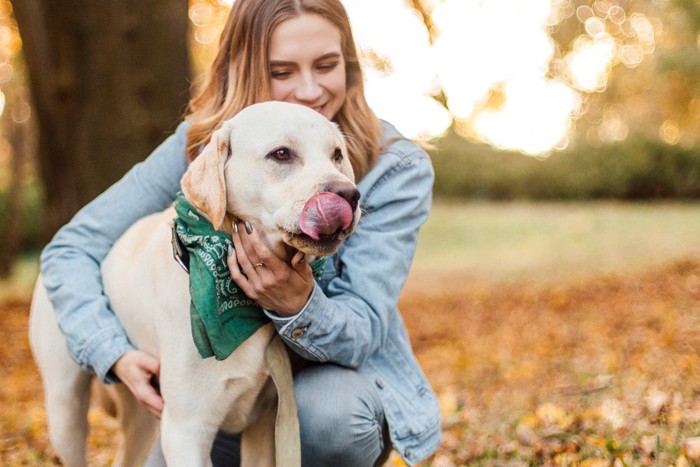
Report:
227,244,233,256
232,222,238,234
245,221,253,235
298,253,305,263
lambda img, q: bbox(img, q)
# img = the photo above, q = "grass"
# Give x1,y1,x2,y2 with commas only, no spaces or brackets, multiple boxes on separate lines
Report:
411,200,700,285
0,254,40,299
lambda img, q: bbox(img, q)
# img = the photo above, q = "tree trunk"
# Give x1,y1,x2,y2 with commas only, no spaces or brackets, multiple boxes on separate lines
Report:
0,101,26,278
11,0,190,240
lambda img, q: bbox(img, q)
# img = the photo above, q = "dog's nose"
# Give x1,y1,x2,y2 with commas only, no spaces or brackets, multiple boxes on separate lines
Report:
325,181,360,212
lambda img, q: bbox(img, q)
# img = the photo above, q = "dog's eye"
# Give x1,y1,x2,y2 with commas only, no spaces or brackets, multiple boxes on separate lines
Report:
267,147,292,162
332,147,344,164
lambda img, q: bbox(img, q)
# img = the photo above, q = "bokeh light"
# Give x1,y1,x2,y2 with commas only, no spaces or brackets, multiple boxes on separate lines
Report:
199,0,661,154
566,35,615,92
660,119,680,145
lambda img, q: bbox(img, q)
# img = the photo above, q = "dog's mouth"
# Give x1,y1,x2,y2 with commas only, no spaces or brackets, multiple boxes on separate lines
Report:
283,227,355,257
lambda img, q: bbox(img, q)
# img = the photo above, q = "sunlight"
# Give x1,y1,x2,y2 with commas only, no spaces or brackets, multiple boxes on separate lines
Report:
343,0,583,152
473,76,580,155
343,0,452,139
431,0,555,119
343,0,587,153
209,0,655,154
566,35,615,92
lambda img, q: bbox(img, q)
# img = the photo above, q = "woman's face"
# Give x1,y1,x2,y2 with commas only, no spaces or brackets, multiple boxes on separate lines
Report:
268,13,347,121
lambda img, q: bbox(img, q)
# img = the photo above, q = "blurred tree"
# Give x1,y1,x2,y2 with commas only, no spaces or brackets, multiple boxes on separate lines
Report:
11,1,190,239
405,0,700,152
0,2,30,276
0,84,28,276
550,0,700,149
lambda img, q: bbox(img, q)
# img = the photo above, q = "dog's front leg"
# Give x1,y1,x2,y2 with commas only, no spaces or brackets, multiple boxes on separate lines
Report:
160,408,219,467
109,383,160,467
157,362,244,467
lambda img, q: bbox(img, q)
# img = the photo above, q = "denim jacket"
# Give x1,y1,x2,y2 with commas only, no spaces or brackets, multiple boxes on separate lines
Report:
40,119,441,464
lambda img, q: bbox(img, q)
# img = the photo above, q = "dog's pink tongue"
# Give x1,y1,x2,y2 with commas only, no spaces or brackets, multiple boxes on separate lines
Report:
300,192,353,240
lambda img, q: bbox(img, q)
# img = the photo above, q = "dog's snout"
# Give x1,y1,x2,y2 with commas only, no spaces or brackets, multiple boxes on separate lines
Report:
325,181,360,212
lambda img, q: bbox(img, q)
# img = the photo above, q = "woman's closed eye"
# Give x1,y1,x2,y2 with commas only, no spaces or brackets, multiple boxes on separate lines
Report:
270,69,292,80
316,61,338,73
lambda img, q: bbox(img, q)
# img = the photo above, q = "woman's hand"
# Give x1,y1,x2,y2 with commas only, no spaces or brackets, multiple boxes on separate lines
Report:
111,350,164,418
227,221,314,317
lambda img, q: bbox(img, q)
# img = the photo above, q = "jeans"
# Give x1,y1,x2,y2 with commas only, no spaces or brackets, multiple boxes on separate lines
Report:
145,364,391,466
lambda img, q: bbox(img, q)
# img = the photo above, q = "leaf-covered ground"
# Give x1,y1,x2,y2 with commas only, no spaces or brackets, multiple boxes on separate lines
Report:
2,258,700,466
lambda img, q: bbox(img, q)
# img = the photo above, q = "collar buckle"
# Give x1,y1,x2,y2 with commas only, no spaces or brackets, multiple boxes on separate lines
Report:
171,224,190,274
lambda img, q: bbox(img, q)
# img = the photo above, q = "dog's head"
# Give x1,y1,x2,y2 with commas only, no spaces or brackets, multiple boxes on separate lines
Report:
181,101,360,260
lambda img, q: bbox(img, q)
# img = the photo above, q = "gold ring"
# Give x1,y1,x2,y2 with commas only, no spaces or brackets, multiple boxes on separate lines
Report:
253,262,264,268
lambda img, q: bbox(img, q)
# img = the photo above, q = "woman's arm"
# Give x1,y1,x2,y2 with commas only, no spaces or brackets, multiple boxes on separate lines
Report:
40,121,189,382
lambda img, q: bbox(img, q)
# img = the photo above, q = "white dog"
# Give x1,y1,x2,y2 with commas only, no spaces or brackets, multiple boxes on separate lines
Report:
29,101,361,467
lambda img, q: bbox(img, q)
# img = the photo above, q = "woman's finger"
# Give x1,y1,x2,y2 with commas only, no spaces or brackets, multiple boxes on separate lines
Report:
112,350,164,417
236,222,266,266
138,381,164,418
239,221,287,273
291,250,312,278
227,244,256,297
230,221,256,274
133,355,164,417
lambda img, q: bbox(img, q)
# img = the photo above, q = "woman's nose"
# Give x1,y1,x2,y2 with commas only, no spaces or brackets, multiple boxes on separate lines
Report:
294,73,323,102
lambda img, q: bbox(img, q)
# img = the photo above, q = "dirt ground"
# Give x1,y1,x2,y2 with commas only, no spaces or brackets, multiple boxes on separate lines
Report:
2,258,700,466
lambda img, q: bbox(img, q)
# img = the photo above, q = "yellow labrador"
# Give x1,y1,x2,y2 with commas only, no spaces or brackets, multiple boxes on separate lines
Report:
29,101,361,467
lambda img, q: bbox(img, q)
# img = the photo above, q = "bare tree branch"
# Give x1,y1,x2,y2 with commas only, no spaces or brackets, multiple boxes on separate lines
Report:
406,0,438,45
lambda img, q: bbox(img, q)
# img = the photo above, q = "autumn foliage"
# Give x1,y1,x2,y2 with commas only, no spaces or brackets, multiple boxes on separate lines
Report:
2,258,700,466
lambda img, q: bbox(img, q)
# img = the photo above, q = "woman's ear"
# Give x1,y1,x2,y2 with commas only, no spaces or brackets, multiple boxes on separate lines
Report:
181,122,233,230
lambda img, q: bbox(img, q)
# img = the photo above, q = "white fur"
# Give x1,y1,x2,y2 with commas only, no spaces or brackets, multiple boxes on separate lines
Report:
30,102,359,467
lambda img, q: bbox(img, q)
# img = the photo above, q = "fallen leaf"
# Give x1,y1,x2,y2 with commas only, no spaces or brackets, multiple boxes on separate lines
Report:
646,389,669,416
639,435,658,457
600,399,626,430
682,437,700,461
516,423,538,447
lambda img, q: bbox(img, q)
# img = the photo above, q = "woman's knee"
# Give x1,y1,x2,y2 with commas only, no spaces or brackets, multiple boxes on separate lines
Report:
294,365,389,466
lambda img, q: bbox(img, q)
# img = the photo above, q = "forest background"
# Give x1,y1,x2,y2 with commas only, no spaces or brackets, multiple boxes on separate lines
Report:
1,0,700,465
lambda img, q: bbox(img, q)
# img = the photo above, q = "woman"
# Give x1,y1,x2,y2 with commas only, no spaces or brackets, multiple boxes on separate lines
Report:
40,0,441,465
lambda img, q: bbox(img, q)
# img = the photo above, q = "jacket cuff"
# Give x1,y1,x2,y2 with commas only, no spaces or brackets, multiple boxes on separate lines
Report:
81,327,135,383
263,282,331,360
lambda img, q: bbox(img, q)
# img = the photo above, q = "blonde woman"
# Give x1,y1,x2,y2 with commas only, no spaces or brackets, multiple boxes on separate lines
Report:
41,0,441,465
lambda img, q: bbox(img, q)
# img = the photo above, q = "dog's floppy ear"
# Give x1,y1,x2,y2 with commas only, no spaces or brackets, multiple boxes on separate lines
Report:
181,122,233,230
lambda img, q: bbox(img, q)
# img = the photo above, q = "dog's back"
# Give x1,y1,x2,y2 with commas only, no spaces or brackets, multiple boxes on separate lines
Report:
101,208,189,355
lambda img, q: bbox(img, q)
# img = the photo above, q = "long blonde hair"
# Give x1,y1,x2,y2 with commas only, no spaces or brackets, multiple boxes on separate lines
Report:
186,0,382,179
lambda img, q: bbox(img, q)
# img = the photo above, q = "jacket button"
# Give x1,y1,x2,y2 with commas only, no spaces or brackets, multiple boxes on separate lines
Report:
291,327,305,339
375,377,384,389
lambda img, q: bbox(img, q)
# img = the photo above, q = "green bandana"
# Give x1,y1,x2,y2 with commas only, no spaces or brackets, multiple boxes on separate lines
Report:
173,192,325,360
